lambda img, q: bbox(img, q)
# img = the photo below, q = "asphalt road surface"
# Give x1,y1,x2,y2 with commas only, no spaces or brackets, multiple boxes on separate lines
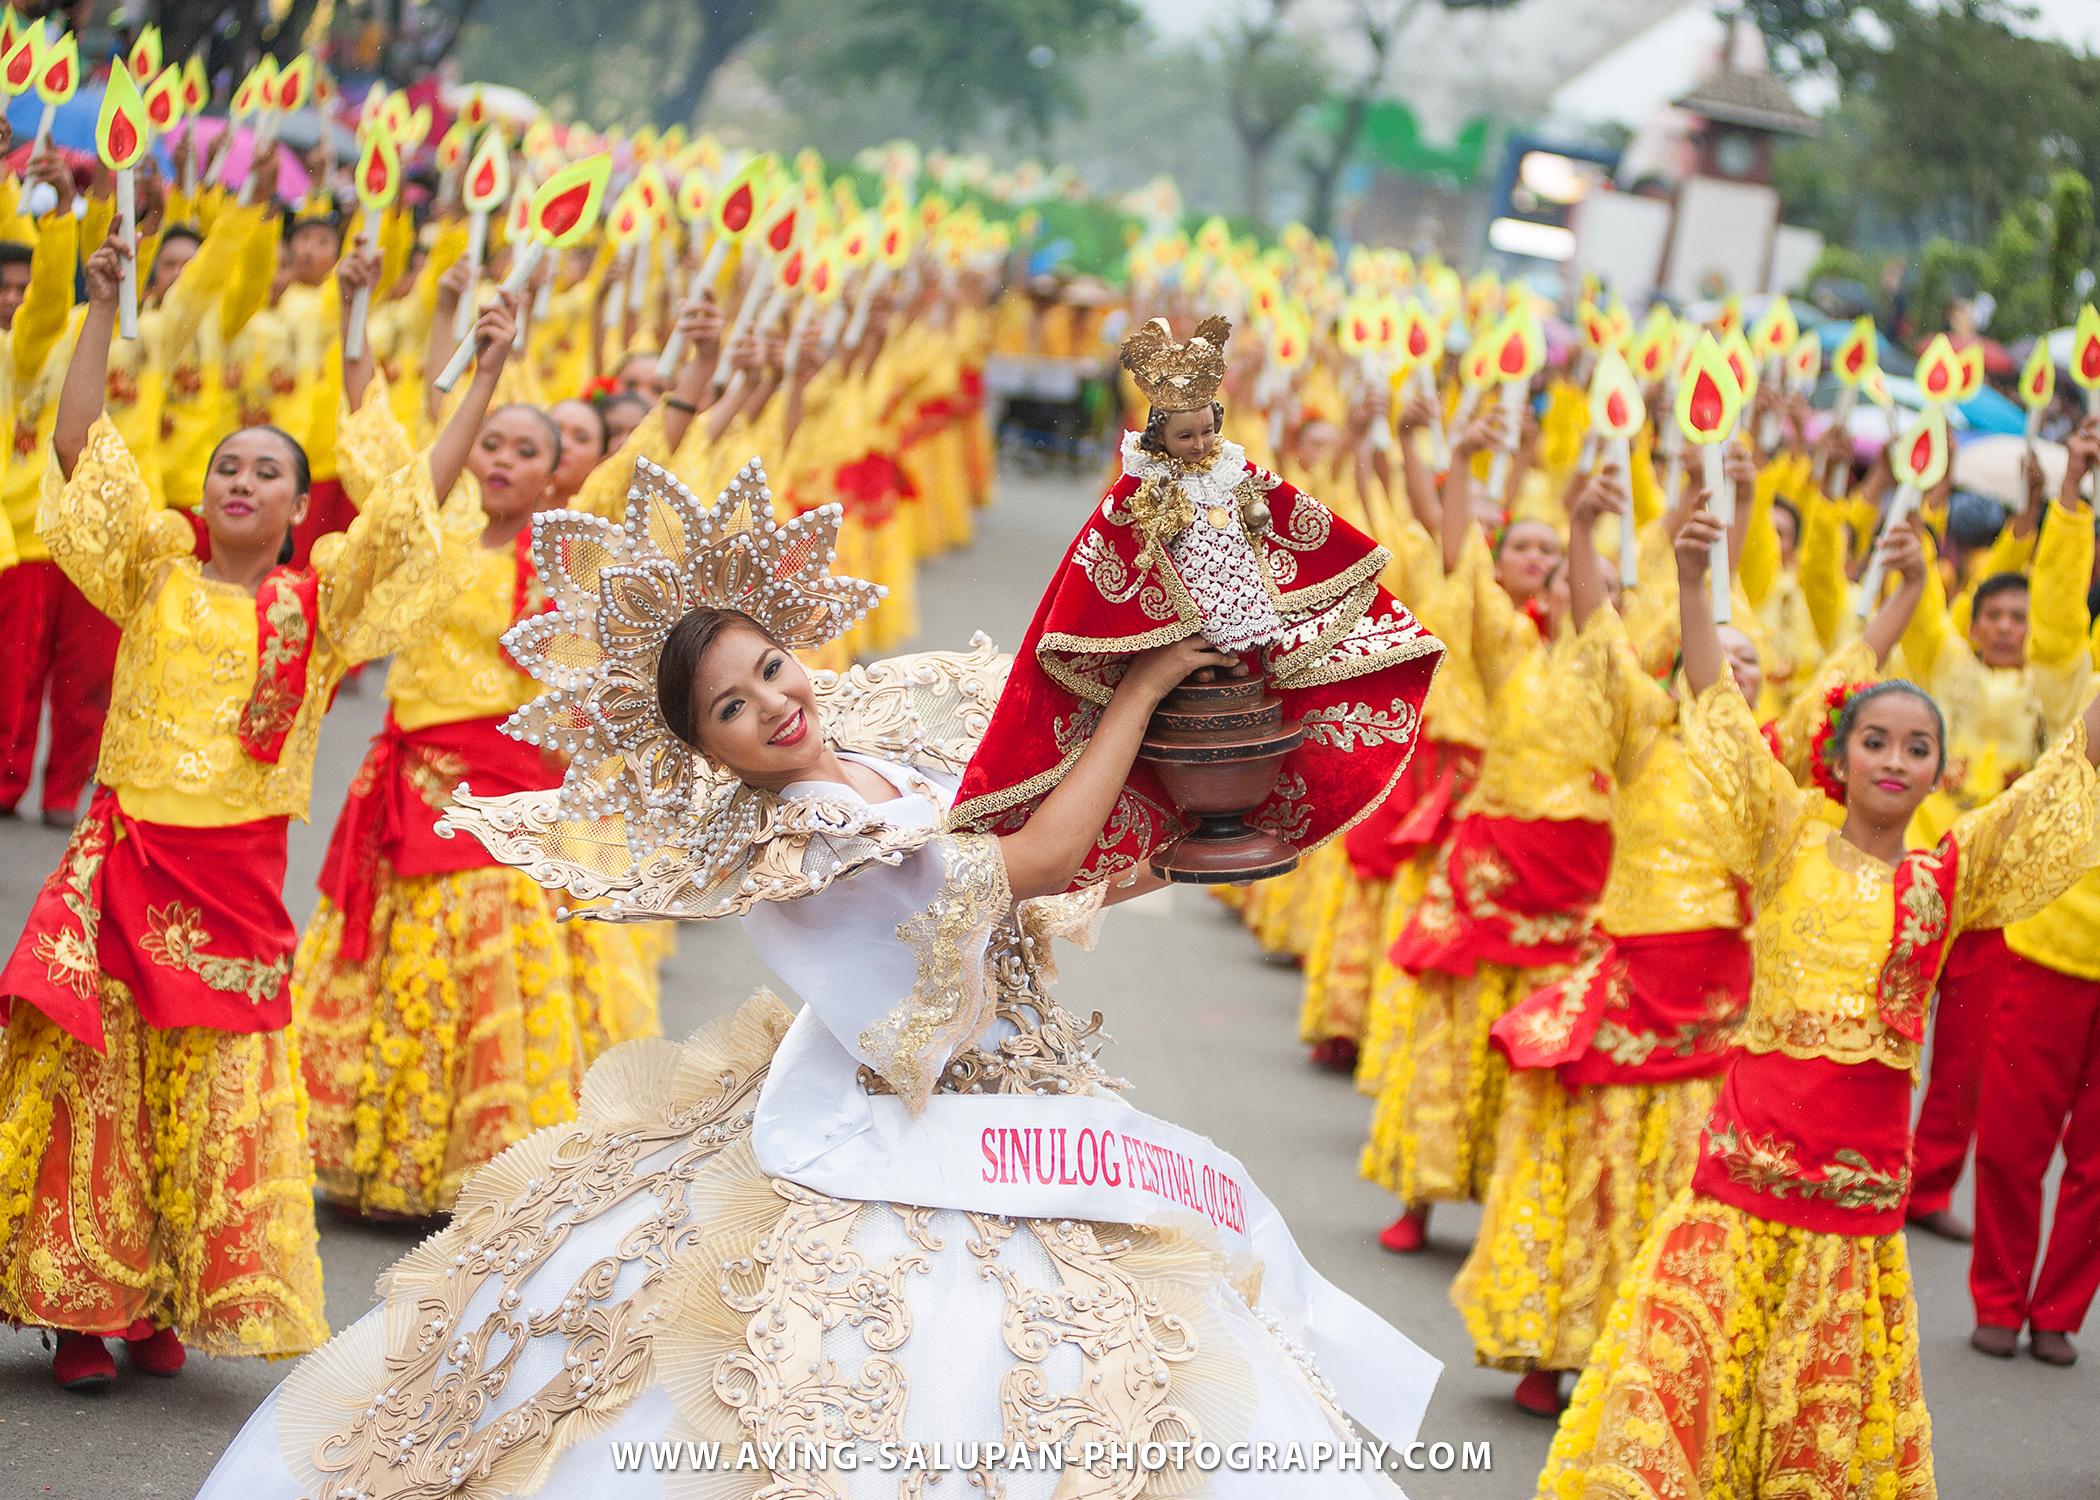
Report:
0,455,2091,1499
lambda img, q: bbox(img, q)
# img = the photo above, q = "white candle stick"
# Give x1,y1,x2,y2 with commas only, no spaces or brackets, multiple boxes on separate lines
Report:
454,210,488,342
33,103,53,154
1854,484,1918,618
843,262,891,351
342,210,380,359
1704,437,1732,624
1362,356,1392,452
1822,385,1858,496
1484,381,1525,505
781,295,815,379
819,297,848,352
1411,364,1449,467
714,256,774,390
1756,357,1783,452
115,169,138,340
1610,434,1637,588
655,236,729,380
179,124,197,195
628,218,651,315
435,240,542,392
237,117,276,205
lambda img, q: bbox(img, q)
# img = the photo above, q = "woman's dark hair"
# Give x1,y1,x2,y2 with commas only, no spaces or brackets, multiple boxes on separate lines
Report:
1971,571,2029,615
655,607,780,751
1769,496,1802,544
1824,680,1948,784
1139,400,1225,454
486,402,563,468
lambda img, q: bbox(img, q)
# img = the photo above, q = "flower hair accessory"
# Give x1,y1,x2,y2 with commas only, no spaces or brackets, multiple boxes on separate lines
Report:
496,457,884,862
1810,678,1876,803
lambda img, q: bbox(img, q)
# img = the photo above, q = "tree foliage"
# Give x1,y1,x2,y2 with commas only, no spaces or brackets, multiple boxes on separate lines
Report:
1219,1,1325,227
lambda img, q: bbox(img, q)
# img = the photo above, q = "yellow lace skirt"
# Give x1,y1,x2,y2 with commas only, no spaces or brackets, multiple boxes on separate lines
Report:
1538,1192,1933,1500
1353,853,1436,1096
1298,866,1389,1047
293,867,631,1217
1453,1071,1721,1373
0,982,327,1355
1360,959,1552,1206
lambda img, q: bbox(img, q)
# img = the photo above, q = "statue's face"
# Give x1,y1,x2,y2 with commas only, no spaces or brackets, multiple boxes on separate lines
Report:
1159,406,1218,463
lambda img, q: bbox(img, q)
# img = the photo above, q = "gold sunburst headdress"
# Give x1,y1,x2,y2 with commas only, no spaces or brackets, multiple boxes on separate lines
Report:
439,457,1010,921
1121,314,1231,412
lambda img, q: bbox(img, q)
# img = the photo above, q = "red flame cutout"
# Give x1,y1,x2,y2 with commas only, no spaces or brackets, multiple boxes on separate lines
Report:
766,208,797,254
108,111,138,164
1605,390,1630,429
1686,370,1727,434
1497,333,1527,377
5,45,31,90
2080,340,2100,383
1908,428,1933,474
1924,361,1952,397
43,56,71,93
364,152,390,197
1407,324,1429,358
780,249,803,287
146,88,175,129
720,183,753,233
471,158,497,199
537,181,592,239
812,261,831,296
1841,342,1867,377
2029,365,2051,400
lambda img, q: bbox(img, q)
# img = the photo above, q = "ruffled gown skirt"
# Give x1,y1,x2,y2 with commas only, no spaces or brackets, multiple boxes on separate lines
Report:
200,997,1413,1500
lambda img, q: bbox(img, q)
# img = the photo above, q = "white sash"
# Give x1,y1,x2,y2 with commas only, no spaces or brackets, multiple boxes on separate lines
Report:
753,1011,1440,1448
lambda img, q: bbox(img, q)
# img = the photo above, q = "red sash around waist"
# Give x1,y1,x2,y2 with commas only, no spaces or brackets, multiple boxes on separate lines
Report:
1389,814,1611,977
1494,927,1750,1085
0,788,294,1049
317,712,562,962
1692,1050,1915,1236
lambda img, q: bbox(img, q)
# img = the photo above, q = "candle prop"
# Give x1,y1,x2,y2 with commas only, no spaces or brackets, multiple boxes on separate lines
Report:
1674,333,1745,622
436,154,611,391
1787,330,1822,440
657,155,765,378
435,118,470,200
180,53,207,115
844,213,909,352
1821,315,1877,494
1750,299,1798,452
1712,295,1742,339
1720,329,1759,412
2073,305,2100,418
234,55,286,204
143,64,180,139
1954,343,1985,406
605,185,647,338
96,60,149,340
1913,333,1961,410
2019,339,2055,452
1575,297,1614,387
0,25,36,105
33,29,75,155
0,9,15,58
454,127,510,341
343,125,400,360
127,25,159,85
1856,406,1947,617
716,191,798,384
784,247,839,378
1589,347,1647,587
1263,308,1309,454
1482,311,1543,504
1396,298,1446,465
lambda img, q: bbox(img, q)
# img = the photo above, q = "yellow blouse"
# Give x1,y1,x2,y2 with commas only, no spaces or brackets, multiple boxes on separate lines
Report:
1684,679,2100,1074
39,416,452,825
386,538,537,731
1,209,81,562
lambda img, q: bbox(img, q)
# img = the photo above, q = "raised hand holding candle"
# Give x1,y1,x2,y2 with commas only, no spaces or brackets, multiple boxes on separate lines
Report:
95,59,150,340
33,28,75,155
1398,299,1447,466
1750,298,1797,452
343,124,401,360
658,155,765,378
1482,310,1543,505
2019,338,2055,452
844,214,909,352
1856,407,1946,617
1823,315,1876,494
1589,348,1646,588
1674,333,1745,622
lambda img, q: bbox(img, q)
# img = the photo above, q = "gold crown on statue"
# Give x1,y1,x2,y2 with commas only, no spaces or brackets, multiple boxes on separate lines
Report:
1121,314,1231,412
498,458,885,863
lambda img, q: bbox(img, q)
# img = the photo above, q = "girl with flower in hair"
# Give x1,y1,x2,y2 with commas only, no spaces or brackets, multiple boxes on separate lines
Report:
0,237,508,1390
1535,493,2100,1500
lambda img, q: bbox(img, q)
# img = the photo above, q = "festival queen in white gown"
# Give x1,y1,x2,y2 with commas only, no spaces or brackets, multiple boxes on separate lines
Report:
198,456,1442,1500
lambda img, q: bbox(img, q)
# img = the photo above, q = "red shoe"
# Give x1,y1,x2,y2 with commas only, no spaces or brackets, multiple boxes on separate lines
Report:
124,1324,185,1377
1309,1037,1360,1074
51,1333,116,1391
1513,1370,1568,1417
1377,1207,1429,1254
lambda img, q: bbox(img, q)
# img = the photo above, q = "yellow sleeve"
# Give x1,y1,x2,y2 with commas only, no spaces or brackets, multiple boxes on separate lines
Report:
1972,516,2039,585
1456,529,1536,700
220,206,276,341
311,449,461,666
0,499,16,571
569,403,673,521
1898,536,1952,683
1951,722,2100,933
13,210,76,390
1630,432,1663,528
379,204,413,293
79,195,113,269
333,370,418,509
1799,486,1849,651
2031,500,2096,737
1738,455,1785,608
34,415,194,622
157,204,254,358
1681,675,1815,889
161,185,196,231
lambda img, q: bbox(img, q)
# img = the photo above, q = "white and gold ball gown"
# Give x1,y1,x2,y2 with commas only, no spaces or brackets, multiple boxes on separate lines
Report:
195,460,1440,1500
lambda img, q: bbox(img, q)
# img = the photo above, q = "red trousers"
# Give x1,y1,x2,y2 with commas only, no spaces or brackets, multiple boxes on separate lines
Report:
0,559,119,818
1908,928,2001,1216
1970,944,2100,1334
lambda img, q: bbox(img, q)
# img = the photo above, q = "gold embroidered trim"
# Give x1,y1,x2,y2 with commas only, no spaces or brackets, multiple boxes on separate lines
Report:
139,901,292,1003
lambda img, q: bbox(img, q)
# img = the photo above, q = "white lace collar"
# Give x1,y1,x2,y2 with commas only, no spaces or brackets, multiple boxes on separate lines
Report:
1119,430,1248,504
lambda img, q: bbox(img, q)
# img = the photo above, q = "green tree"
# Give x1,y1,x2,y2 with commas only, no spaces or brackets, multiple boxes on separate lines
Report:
1219,1,1325,228
801,0,1139,146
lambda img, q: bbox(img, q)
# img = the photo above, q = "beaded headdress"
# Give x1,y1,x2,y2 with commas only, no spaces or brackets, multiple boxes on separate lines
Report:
1121,314,1231,412
496,457,883,855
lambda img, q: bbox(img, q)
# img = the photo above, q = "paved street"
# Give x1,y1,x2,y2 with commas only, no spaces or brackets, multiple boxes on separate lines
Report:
0,456,2093,1499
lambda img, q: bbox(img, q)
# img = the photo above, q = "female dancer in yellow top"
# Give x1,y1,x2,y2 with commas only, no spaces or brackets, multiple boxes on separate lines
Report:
1537,501,2100,1500
0,234,507,1389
